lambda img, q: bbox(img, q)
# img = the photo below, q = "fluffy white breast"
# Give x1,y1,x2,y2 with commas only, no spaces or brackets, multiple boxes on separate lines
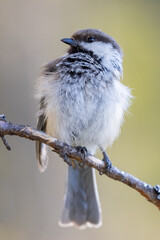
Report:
41,72,132,154
36,42,132,154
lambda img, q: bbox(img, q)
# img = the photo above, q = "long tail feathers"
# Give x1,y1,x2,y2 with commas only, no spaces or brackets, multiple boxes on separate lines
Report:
59,163,102,229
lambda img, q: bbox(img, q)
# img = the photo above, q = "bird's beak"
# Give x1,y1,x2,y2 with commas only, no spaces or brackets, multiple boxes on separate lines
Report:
61,38,77,47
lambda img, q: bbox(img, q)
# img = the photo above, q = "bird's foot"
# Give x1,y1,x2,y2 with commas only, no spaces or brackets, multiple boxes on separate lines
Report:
99,147,112,175
76,146,88,168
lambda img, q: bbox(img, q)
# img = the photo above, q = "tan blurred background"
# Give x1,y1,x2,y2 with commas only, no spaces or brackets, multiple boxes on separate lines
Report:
0,0,160,239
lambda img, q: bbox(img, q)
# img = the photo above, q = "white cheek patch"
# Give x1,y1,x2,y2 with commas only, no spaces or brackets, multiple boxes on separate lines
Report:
80,42,113,58
80,42,123,80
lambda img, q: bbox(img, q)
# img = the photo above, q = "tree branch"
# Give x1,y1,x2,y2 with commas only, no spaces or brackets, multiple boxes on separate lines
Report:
0,114,160,209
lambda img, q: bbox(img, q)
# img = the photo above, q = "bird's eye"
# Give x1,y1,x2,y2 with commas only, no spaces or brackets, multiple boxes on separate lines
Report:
87,36,95,43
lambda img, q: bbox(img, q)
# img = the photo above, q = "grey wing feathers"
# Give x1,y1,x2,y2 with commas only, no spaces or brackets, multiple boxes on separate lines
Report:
41,56,63,75
36,97,48,172
36,58,62,172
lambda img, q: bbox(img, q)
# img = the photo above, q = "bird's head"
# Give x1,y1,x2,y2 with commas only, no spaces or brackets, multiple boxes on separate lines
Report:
61,29,123,79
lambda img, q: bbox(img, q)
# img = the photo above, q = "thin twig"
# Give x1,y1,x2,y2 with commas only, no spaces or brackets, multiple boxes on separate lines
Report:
0,135,11,150
0,114,160,209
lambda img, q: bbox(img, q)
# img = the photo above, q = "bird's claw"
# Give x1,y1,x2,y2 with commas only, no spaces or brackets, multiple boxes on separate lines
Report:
99,147,112,175
76,146,88,168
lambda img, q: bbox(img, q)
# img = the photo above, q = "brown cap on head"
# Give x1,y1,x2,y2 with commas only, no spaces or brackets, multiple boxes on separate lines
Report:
71,29,122,54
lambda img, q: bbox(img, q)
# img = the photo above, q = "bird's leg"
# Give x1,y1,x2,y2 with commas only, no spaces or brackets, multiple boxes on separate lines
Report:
99,146,112,175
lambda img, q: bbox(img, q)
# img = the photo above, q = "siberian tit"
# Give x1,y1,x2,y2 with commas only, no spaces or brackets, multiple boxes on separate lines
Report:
36,29,132,228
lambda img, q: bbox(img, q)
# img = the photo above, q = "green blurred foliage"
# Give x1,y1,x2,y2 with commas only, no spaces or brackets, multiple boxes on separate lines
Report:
0,0,160,239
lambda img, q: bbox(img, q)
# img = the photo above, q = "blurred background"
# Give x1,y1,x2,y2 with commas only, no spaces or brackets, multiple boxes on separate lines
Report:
0,0,160,239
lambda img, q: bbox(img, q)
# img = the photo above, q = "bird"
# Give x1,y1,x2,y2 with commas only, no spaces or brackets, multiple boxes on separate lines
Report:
35,28,132,229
